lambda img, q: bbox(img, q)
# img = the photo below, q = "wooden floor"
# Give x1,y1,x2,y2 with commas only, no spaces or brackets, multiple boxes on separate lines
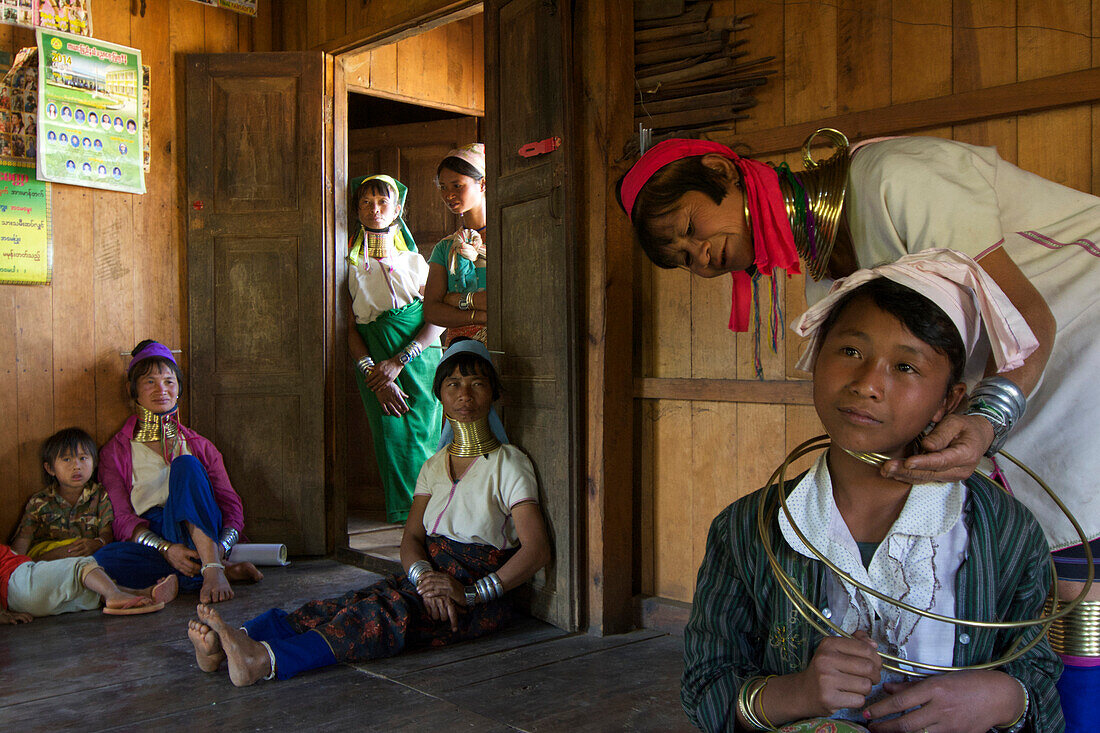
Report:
1,559,692,732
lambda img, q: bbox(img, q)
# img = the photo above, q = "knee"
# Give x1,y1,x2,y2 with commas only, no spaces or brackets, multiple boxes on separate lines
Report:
171,454,204,473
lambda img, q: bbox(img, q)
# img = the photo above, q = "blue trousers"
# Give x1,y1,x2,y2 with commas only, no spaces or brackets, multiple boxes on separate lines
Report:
94,455,223,591
1059,660,1100,733
242,609,337,680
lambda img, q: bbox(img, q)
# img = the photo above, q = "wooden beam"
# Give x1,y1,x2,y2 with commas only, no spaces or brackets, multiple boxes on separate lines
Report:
722,67,1100,158
634,377,813,405
344,85,485,116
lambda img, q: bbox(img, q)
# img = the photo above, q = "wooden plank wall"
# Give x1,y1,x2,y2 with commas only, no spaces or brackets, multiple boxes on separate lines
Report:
0,0,273,540
343,15,484,114
638,0,1100,604
274,0,473,52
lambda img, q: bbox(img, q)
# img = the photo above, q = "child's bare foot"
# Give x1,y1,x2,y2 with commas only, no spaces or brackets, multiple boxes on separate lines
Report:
226,561,263,583
187,618,226,672
196,604,271,687
200,566,233,604
102,589,156,611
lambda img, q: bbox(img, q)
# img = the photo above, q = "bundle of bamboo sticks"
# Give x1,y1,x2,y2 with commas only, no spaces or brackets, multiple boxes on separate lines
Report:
634,0,775,137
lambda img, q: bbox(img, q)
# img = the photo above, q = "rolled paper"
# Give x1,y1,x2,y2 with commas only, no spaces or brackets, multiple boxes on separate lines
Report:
227,543,289,566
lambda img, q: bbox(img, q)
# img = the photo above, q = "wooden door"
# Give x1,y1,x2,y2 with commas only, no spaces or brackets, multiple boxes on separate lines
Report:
185,52,330,555
343,116,479,513
485,0,578,630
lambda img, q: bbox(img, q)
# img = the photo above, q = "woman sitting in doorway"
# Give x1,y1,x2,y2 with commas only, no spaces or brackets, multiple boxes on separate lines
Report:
93,340,262,604
346,174,443,523
423,143,489,346
186,339,551,686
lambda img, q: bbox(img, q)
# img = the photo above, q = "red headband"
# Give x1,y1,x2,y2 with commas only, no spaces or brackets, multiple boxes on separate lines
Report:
621,139,800,331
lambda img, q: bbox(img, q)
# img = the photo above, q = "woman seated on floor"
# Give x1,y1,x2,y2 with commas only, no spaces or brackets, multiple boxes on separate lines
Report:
187,338,551,685
94,340,262,604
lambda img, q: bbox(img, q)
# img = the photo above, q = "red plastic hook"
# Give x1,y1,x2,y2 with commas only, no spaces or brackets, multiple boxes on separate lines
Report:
518,136,561,158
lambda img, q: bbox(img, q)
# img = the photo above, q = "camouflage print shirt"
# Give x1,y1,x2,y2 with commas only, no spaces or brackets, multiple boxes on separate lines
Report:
13,482,114,545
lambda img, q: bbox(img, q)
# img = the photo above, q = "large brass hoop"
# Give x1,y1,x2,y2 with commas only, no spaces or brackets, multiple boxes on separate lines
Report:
756,435,1093,676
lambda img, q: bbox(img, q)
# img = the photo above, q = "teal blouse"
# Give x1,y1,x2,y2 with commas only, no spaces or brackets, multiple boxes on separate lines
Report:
429,235,486,294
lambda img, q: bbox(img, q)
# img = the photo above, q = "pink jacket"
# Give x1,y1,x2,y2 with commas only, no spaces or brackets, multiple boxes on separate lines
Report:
99,415,245,543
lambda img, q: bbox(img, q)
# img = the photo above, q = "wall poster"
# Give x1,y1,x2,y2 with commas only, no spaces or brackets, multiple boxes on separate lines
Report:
1,0,92,36
187,0,255,17
0,46,38,161
0,159,52,285
36,29,143,193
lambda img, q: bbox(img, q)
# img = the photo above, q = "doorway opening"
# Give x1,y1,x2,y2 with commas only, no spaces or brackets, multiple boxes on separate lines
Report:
334,13,485,573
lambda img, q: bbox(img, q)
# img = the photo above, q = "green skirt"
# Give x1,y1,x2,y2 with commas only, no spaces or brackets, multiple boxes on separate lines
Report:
354,300,442,522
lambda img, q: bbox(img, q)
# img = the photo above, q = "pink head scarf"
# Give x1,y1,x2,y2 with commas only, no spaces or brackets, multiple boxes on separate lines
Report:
443,142,486,179
620,138,799,331
791,249,1038,379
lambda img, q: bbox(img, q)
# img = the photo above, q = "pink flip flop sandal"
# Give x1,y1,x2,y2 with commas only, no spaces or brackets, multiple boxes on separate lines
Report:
151,575,178,605
102,598,166,616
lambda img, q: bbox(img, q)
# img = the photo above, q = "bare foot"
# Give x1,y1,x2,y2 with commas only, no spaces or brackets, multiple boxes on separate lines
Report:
196,603,272,687
102,589,155,611
226,561,263,583
187,618,226,672
200,566,233,604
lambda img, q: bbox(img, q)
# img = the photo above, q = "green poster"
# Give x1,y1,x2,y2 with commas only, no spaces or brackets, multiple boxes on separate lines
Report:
0,159,51,285
36,28,143,194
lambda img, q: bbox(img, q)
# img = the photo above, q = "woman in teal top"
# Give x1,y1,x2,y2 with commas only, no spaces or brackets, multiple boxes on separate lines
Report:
423,143,489,346
347,174,443,522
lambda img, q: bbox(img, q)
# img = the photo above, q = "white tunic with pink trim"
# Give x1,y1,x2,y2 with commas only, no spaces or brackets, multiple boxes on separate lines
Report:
414,445,539,551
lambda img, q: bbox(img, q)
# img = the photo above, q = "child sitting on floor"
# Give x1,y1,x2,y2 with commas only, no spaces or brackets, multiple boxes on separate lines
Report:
11,428,113,560
0,542,177,622
682,250,1061,733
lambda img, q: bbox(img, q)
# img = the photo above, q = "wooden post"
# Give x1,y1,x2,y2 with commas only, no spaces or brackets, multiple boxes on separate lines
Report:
577,0,635,635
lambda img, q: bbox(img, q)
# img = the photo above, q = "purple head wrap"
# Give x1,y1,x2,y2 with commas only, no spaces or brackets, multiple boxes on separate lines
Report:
128,341,177,373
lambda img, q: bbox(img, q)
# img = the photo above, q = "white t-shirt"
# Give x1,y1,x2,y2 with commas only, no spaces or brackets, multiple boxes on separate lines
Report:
130,437,192,516
806,136,1100,550
347,250,429,325
414,444,539,549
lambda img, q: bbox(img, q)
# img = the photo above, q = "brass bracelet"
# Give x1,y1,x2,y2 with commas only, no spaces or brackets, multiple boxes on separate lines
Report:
736,676,768,731
754,675,777,730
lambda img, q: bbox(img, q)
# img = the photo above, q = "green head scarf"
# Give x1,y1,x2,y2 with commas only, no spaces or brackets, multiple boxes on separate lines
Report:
348,174,417,263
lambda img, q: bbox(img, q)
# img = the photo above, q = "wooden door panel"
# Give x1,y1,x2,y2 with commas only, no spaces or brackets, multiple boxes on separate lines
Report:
187,52,328,554
211,76,301,211
487,0,578,630
212,236,301,370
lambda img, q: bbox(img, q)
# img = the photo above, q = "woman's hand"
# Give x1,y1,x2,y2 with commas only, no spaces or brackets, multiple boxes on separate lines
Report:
163,542,201,576
366,357,403,391
456,229,483,262
773,632,881,720
373,381,410,417
881,413,993,484
416,570,465,632
416,570,465,604
422,595,460,631
863,670,1024,732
